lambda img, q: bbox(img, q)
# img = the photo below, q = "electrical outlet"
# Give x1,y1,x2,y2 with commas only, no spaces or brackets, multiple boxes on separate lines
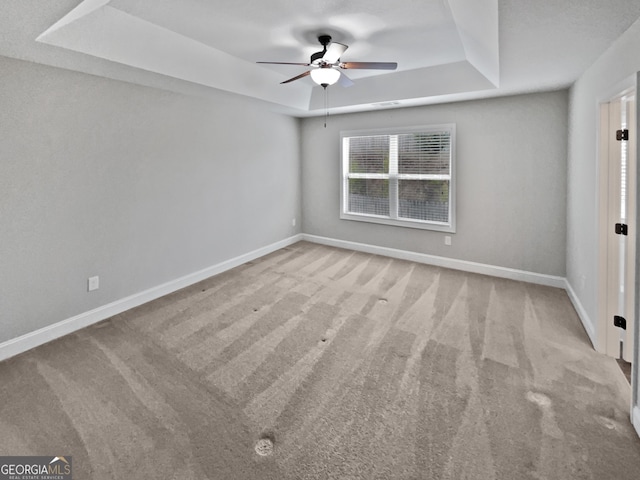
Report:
88,276,99,292
444,236,452,246
292,218,296,227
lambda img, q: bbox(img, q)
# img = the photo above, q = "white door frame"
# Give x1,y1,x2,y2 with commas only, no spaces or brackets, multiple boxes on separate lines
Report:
632,72,640,439
597,87,636,361
596,74,640,438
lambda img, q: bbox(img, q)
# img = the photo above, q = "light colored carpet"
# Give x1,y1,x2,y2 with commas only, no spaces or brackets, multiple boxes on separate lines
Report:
1,241,638,479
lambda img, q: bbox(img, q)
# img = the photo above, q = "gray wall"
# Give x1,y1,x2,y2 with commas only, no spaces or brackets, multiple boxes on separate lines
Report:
301,91,568,276
0,56,301,344
567,18,640,337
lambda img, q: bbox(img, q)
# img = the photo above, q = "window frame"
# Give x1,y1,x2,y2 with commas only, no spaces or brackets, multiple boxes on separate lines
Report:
340,124,456,233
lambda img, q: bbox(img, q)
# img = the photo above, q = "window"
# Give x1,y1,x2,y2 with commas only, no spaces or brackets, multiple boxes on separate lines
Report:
340,125,455,232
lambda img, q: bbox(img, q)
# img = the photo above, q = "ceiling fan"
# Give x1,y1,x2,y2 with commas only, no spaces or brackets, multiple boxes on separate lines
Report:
257,35,398,88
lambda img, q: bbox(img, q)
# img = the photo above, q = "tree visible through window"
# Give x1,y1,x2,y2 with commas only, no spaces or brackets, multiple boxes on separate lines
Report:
340,125,455,232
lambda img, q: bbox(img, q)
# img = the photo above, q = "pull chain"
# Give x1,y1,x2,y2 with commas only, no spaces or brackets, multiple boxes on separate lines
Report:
323,84,329,128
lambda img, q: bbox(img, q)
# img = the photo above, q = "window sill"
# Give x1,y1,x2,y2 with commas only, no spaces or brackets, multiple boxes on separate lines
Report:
340,212,456,233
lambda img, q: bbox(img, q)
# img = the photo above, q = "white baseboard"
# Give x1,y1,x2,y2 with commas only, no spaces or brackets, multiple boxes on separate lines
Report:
5,231,636,438
302,234,566,289
0,234,303,363
0,233,598,368
563,280,597,349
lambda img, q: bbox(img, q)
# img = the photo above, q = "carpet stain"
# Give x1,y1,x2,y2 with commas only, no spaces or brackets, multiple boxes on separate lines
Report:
527,391,552,407
595,415,618,430
255,438,275,456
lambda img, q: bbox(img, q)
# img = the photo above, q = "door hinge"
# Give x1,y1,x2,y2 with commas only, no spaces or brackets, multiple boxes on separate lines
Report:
616,129,629,141
615,223,628,235
614,315,627,330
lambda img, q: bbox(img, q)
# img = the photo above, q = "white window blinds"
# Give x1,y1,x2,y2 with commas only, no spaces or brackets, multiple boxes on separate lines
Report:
341,125,455,232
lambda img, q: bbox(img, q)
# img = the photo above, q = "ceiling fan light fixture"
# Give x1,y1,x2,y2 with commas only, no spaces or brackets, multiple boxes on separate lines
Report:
310,67,340,86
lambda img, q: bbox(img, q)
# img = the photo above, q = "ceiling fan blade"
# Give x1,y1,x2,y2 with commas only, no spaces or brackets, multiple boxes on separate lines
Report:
257,61,311,66
340,61,398,70
323,42,348,64
338,72,354,88
280,70,311,84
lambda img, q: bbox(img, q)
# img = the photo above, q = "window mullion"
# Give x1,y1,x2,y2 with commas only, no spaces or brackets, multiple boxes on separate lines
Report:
341,137,350,215
389,135,399,219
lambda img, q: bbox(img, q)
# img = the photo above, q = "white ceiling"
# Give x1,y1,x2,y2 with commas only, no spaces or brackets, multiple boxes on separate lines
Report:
2,0,640,116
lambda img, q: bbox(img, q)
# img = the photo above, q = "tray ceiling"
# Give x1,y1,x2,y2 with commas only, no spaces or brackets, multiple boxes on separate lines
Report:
2,0,640,116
